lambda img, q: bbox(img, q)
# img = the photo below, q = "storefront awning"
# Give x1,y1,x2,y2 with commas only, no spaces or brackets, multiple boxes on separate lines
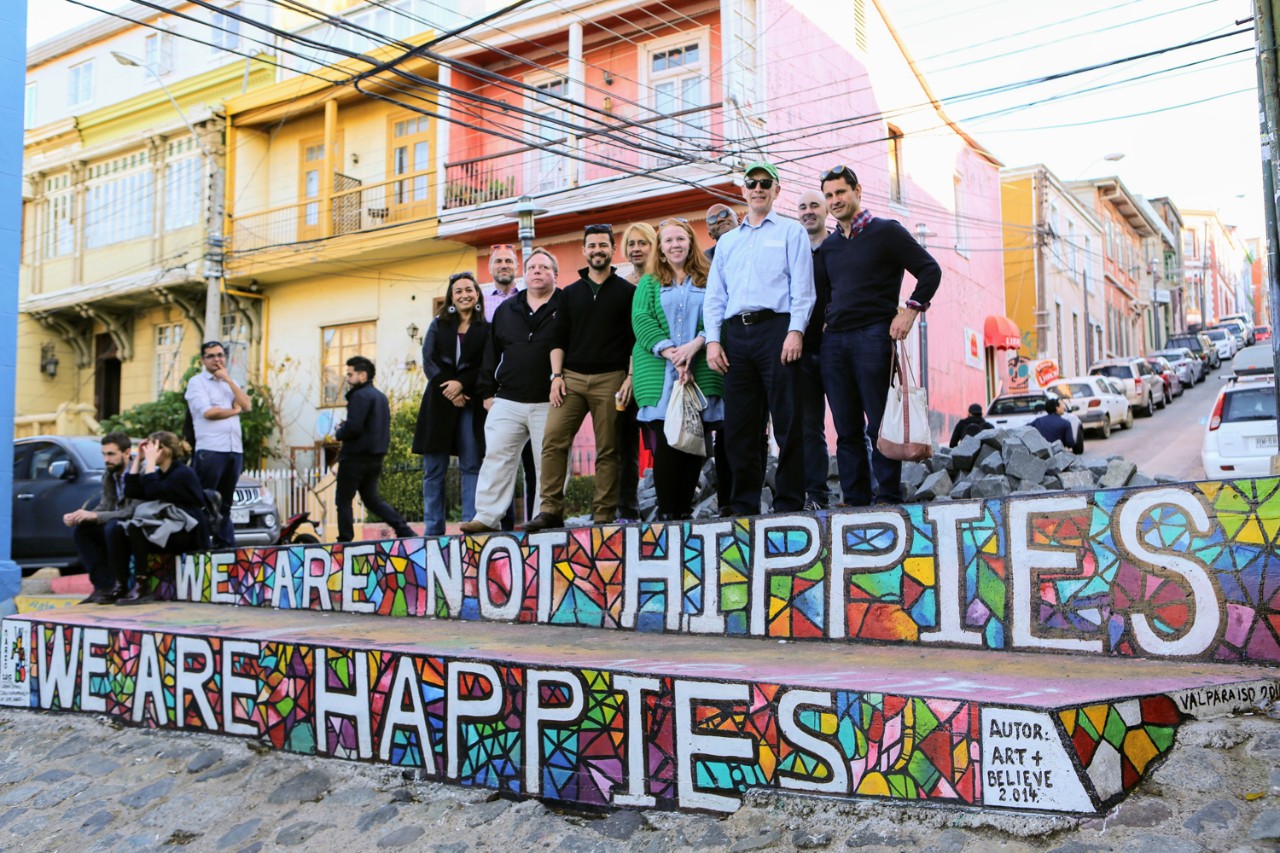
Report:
984,315,1022,351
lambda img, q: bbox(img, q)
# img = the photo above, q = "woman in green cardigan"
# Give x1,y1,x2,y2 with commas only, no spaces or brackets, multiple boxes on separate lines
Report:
631,219,725,520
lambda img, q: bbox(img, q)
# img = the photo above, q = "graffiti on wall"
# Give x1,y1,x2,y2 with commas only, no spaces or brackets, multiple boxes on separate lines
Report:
1,616,1201,814
179,479,1280,664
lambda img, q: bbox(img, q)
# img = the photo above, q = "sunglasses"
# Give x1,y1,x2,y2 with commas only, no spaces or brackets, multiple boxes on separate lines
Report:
489,244,515,253
583,223,614,235
707,209,734,224
820,165,858,185
658,217,689,226
744,178,775,190
449,271,477,283
202,352,226,360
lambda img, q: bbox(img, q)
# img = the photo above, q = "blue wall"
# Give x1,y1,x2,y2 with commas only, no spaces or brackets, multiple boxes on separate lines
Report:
0,3,27,611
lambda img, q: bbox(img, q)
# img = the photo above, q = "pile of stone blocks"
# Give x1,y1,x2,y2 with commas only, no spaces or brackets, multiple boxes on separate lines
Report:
902,426,1177,503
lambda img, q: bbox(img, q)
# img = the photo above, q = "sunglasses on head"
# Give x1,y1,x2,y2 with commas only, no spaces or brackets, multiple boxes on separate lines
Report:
707,209,734,224
658,217,689,226
489,244,515,253
820,165,858,186
744,178,775,190
583,223,614,235
449,271,477,284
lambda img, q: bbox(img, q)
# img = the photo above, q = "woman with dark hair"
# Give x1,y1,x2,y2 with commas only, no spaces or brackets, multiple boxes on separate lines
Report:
111,430,208,604
413,272,490,535
630,219,725,520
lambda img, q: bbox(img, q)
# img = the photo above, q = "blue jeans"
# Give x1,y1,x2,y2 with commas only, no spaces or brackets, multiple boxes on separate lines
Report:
800,350,831,505
422,406,482,536
821,322,901,505
194,449,242,547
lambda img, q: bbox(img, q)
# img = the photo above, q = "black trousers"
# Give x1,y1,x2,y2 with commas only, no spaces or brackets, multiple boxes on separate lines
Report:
73,520,126,591
336,454,412,542
106,522,202,588
720,313,804,515
616,402,641,515
642,422,704,520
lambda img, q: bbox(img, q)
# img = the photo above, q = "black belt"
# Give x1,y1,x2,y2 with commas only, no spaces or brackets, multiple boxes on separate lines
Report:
727,309,785,326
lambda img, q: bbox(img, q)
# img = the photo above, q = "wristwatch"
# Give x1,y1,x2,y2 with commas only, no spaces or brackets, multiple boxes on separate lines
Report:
550,372,563,380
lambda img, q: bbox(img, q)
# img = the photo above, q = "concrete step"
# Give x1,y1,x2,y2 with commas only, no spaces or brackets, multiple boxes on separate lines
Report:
2,603,1274,816
178,475,1280,665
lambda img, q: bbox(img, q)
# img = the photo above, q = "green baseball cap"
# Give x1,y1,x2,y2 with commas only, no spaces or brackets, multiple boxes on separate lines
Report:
743,160,780,182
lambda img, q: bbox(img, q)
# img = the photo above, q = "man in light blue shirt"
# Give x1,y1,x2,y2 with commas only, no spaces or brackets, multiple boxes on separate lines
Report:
184,340,252,547
705,161,815,515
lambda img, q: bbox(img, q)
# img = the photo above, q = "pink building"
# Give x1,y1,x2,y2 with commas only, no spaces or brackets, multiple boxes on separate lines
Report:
433,0,1005,454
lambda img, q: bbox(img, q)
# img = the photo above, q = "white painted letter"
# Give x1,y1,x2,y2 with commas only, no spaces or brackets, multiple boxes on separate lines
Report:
424,537,464,618
77,628,109,714
778,689,848,794
1008,495,1102,653
529,531,569,622
477,536,525,621
176,554,207,601
612,674,661,806
621,524,683,630
38,625,79,710
446,661,504,780
921,503,986,645
132,633,167,724
314,649,372,759
685,521,733,633
175,636,217,728
222,639,261,736
524,670,584,796
675,680,753,812
827,510,908,639
208,552,236,604
301,546,334,610
271,551,297,609
340,543,377,613
380,655,433,770
752,516,822,636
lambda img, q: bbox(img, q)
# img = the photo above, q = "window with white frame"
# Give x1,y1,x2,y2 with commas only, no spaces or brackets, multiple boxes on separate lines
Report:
527,77,568,192
1049,203,1062,266
953,174,969,254
154,323,185,396
647,35,711,149
84,151,155,249
145,29,174,75
321,321,376,406
210,2,242,54
287,0,453,76
165,137,203,230
727,0,761,114
43,174,74,259
24,82,36,129
67,59,94,108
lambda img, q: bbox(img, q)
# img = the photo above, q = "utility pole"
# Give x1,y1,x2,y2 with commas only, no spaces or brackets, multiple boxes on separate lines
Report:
1253,0,1280,465
915,222,936,394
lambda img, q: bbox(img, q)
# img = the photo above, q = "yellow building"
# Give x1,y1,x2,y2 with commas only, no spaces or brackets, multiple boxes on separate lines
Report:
20,10,273,434
223,28,473,466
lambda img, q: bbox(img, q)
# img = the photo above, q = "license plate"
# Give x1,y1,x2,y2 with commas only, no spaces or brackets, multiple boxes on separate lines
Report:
1259,436,1278,449
231,509,250,525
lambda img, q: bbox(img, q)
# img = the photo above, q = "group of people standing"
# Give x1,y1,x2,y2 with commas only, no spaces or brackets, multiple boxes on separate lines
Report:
412,159,942,533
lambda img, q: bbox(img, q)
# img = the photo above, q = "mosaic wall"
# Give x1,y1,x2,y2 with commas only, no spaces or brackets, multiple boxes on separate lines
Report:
0,616,1215,814
179,479,1280,664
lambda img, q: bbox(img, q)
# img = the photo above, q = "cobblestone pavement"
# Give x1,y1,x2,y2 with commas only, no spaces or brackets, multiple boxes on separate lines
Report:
1,707,1279,852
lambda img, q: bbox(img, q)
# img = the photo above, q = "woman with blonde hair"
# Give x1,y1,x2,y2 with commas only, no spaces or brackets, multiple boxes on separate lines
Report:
630,218,724,520
619,222,657,284
615,222,657,520
110,431,208,604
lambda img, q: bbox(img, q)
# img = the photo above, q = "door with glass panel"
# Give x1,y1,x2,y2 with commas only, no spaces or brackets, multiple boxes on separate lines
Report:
527,78,568,193
388,114,432,223
297,134,342,242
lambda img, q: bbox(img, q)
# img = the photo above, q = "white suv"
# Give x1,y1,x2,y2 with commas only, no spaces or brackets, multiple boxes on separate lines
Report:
1203,379,1278,478
1089,358,1165,418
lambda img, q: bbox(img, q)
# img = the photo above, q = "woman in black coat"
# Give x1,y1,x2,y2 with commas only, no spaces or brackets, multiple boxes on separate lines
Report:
412,272,489,535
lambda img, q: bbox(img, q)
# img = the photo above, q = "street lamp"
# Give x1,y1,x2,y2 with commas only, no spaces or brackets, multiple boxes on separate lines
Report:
113,51,224,342
1076,151,1126,179
504,195,548,260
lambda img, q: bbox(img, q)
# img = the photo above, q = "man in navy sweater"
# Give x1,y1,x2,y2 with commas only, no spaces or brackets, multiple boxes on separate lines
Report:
1030,399,1076,448
816,166,941,506
335,356,415,542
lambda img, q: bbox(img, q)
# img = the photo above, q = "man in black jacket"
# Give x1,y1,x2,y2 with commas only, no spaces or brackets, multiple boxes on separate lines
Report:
525,225,636,530
335,356,414,542
949,404,995,448
460,249,565,534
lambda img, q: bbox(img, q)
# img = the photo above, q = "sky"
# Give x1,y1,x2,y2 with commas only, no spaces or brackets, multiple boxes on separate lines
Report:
26,0,1269,237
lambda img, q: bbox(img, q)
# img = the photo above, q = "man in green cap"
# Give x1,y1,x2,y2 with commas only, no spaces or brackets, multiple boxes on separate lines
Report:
703,161,815,515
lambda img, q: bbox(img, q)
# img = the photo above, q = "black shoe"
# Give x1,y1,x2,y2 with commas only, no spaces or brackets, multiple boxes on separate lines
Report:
522,512,564,532
393,526,416,539
115,585,156,606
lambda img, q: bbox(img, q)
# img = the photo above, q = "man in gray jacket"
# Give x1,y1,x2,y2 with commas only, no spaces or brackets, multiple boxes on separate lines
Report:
62,432,139,603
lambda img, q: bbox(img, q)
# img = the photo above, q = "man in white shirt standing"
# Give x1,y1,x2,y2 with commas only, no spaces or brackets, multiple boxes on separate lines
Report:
184,340,252,548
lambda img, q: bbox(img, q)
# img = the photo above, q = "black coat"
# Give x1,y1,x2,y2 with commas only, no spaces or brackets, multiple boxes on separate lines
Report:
411,313,489,455
336,381,392,458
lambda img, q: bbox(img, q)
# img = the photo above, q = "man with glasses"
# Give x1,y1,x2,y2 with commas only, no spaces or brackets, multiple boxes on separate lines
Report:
705,162,815,516
184,340,253,547
460,248,565,534
524,224,636,530
816,165,940,506
483,244,521,322
704,203,738,262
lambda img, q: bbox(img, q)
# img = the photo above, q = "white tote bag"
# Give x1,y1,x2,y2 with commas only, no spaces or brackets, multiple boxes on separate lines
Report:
664,379,708,456
876,342,934,461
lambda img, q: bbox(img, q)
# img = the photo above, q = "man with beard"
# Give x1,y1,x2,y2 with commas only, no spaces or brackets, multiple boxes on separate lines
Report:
483,244,521,322
525,225,636,530
62,432,139,602
797,189,833,510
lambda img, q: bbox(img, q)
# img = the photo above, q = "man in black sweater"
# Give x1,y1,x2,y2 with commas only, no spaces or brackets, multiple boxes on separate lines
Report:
335,356,414,542
525,225,636,530
460,249,566,534
816,165,941,506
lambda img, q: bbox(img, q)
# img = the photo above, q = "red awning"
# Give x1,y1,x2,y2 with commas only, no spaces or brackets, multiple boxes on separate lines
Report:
984,315,1022,351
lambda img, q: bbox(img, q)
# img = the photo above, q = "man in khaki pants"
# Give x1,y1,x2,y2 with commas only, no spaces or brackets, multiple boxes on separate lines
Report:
524,224,636,529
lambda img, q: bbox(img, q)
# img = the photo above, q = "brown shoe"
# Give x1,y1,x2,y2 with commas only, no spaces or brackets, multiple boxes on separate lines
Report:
522,513,564,532
458,520,496,534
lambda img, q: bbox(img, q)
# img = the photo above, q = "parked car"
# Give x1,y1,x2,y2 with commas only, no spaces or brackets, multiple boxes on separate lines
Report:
1214,320,1248,351
1046,376,1132,438
1203,374,1278,479
1219,313,1256,345
1256,324,1271,342
1144,355,1182,402
1203,328,1237,360
1168,333,1220,370
10,435,280,573
986,391,1085,453
1089,357,1165,417
1152,347,1204,385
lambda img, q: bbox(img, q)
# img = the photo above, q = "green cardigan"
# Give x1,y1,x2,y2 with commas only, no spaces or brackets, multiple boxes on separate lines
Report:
630,273,724,408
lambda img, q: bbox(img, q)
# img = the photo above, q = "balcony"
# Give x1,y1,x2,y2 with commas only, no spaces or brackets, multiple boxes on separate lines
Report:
229,167,437,254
